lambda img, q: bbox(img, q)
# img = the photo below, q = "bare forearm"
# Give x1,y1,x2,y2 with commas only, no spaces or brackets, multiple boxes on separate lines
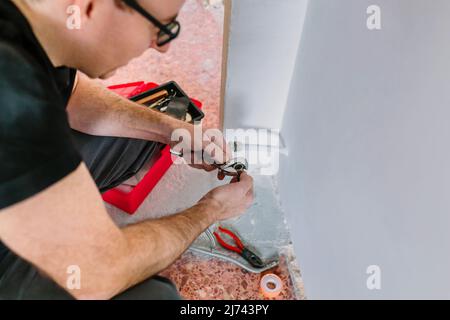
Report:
118,200,219,293
67,73,183,144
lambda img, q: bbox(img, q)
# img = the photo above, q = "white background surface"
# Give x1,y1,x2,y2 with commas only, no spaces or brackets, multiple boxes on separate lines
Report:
279,0,450,299
223,0,309,130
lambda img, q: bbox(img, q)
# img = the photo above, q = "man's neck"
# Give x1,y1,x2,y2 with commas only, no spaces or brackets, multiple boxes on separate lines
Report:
12,0,71,68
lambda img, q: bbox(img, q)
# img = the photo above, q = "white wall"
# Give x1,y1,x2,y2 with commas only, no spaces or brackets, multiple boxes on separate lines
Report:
279,0,450,299
223,0,308,130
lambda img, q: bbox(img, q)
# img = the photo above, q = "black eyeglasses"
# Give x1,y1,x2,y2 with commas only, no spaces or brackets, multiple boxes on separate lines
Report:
123,0,181,47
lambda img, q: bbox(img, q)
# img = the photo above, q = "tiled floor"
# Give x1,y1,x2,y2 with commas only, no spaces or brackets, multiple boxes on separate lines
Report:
104,0,303,300
160,252,297,300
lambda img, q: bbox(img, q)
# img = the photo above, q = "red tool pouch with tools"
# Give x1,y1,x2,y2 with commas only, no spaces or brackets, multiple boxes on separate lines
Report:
101,81,204,214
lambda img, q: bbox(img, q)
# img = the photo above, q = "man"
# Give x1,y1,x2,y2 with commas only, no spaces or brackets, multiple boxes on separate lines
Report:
0,0,254,300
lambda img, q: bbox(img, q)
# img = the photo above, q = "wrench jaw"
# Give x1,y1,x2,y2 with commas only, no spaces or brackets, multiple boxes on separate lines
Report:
218,158,249,180
169,148,249,179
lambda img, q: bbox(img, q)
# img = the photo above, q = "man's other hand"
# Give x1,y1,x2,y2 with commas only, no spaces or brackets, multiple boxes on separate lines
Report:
199,172,254,221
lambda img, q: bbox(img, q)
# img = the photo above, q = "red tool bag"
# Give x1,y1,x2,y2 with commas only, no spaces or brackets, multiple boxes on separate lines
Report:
103,81,203,215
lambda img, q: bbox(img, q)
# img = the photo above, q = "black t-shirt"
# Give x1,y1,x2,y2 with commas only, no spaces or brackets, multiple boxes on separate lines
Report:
0,2,81,258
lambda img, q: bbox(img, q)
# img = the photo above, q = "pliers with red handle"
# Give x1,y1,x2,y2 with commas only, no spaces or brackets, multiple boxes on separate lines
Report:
213,226,265,268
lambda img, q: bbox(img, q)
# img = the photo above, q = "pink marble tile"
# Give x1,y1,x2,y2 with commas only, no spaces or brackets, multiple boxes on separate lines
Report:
160,252,297,300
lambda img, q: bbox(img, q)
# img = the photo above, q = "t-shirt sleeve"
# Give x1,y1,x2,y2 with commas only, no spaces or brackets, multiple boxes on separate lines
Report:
0,44,82,210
